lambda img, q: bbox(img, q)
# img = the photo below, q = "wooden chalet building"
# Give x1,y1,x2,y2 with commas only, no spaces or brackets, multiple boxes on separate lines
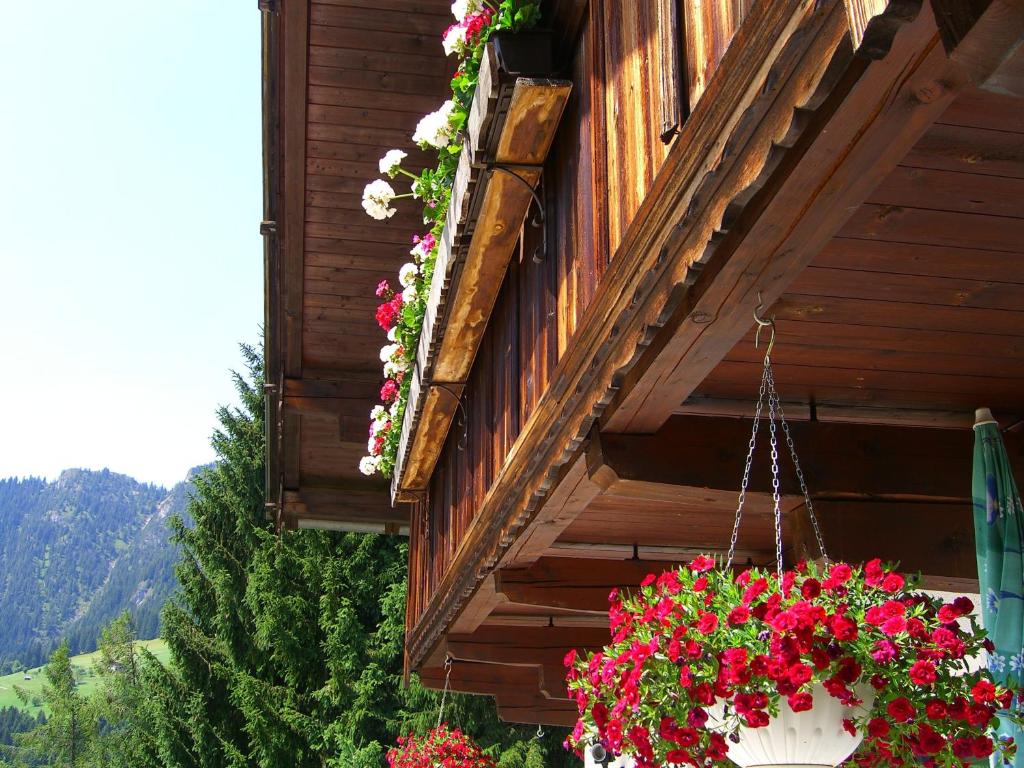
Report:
263,0,1024,727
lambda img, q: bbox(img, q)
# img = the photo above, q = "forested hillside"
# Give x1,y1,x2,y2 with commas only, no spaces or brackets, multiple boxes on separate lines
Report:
0,470,191,672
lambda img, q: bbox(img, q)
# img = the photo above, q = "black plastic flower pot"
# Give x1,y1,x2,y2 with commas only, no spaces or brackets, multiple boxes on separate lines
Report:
491,29,553,77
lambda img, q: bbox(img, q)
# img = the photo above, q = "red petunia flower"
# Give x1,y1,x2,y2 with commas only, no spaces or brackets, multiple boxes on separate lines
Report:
972,679,997,704
909,660,938,686
867,718,890,738
697,612,718,633
787,692,813,712
887,697,915,722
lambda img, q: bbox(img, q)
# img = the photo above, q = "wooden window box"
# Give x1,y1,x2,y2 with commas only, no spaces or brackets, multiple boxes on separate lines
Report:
392,36,572,502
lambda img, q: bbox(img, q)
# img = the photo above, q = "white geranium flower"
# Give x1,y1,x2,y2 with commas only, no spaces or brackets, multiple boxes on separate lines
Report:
402,285,417,303
362,179,398,220
379,342,400,363
366,436,376,453
398,262,419,288
389,400,400,418
370,405,386,422
451,0,476,21
442,24,465,56
387,326,398,343
412,101,458,149
358,456,379,476
378,149,408,177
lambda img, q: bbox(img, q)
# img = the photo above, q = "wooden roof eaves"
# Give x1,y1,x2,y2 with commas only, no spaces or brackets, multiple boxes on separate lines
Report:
405,0,1024,669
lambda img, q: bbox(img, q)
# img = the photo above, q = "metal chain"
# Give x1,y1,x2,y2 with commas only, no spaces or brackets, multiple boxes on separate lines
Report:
436,656,452,729
726,360,771,569
766,369,784,581
765,365,830,563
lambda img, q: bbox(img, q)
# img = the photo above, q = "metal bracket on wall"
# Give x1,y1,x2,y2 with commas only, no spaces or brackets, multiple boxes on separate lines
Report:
481,162,547,263
430,382,469,451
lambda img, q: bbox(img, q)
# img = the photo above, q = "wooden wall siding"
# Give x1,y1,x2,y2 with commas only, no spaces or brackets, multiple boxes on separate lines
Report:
601,1,674,254
408,9,620,627
301,1,451,377
405,0,726,625
692,85,1024,420
683,0,752,107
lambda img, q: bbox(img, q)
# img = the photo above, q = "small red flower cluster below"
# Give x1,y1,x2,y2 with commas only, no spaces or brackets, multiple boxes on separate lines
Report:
564,557,1018,768
387,725,494,768
376,280,404,333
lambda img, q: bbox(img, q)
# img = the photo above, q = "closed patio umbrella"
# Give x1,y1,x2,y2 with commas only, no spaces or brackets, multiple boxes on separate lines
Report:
973,407,1024,764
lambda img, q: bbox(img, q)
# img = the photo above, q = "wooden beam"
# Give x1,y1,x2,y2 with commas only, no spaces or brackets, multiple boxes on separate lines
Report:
447,626,608,699
590,415,1011,503
419,661,542,699
543,541,771,563
602,0,1022,434
496,694,578,727
500,452,603,568
496,557,687,613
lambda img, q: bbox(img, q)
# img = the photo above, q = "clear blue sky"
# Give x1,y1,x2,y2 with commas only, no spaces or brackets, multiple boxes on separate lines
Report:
0,1,263,488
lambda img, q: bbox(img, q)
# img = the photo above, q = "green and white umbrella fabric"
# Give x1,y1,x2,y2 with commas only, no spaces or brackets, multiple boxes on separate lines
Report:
973,407,1024,764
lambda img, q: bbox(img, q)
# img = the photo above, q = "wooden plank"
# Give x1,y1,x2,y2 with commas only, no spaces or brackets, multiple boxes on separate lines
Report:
310,3,447,35
937,86,1024,131
282,0,309,378
839,203,1024,252
308,44,451,78
309,22,443,55
307,65,446,96
816,237,1024,283
869,166,1024,217
774,293,1024,336
307,84,441,115
792,265,1024,312
902,122,1024,179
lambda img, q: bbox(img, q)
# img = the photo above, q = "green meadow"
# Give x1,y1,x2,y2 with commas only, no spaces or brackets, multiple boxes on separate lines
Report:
0,639,169,716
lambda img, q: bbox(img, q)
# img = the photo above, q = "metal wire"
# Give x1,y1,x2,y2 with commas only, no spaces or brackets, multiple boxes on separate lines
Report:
766,365,830,563
767,373,784,582
436,656,452,728
726,359,771,569
729,301,831,575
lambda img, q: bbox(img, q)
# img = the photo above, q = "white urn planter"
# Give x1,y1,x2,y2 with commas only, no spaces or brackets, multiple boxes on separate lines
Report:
706,684,875,768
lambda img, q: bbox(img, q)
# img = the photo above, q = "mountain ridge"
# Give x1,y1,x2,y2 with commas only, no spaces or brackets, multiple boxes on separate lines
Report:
0,466,201,672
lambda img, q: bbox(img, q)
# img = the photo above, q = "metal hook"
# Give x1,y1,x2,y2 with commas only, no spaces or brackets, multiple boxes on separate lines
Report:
753,292,776,360
536,724,545,739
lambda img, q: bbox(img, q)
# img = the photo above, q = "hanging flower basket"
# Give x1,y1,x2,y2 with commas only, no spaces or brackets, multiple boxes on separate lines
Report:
387,724,495,768
565,557,1020,768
